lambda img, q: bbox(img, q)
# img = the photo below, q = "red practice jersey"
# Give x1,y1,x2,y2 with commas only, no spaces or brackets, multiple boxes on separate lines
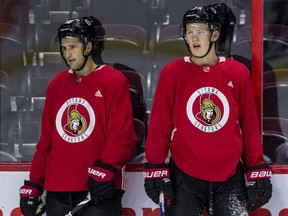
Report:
30,65,135,191
145,56,264,181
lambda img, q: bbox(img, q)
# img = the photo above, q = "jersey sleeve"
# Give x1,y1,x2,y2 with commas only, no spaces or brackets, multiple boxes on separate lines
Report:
29,80,56,186
237,67,264,169
145,65,176,164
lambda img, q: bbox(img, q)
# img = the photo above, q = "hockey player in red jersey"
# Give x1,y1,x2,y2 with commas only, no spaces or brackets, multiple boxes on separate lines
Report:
143,4,272,216
19,16,135,216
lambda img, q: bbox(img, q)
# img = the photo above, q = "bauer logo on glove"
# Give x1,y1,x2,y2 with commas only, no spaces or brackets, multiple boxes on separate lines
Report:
143,168,170,178
88,166,114,181
246,169,272,181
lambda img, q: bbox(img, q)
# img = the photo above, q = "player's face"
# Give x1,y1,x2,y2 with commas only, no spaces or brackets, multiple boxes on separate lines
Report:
185,23,212,57
60,37,86,70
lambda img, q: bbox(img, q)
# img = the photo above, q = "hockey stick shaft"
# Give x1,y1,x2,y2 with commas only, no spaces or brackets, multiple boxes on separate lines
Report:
159,191,165,216
65,193,91,216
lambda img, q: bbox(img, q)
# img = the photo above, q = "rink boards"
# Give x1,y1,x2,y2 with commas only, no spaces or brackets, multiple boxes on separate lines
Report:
0,163,287,216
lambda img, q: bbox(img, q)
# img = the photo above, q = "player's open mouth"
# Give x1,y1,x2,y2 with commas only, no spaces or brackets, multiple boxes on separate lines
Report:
68,59,76,64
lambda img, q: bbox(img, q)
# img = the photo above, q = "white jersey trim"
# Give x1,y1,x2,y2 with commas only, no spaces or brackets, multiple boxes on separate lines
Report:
219,56,226,62
68,64,106,74
184,56,226,63
184,56,191,63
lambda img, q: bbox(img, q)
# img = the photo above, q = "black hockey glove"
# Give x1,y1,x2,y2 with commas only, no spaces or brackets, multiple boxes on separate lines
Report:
143,163,174,204
245,163,272,210
87,160,117,205
19,180,45,216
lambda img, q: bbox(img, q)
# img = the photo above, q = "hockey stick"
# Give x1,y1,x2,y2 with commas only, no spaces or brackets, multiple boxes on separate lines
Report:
65,193,91,216
35,199,46,216
159,191,165,216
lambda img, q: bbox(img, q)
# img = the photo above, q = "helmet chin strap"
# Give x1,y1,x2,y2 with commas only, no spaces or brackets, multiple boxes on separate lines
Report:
73,54,89,71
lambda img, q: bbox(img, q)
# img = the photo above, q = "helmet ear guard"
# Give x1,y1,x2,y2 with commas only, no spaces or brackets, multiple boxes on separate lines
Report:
211,3,236,55
86,16,106,56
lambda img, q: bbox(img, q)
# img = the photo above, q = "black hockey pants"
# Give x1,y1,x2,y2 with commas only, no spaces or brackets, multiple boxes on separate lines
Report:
167,159,249,216
45,190,122,216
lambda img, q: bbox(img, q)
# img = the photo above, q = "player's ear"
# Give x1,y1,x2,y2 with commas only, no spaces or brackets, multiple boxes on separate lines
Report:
84,41,93,55
211,31,220,42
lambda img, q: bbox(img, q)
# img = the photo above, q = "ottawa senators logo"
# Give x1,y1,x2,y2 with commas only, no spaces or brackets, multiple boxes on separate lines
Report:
56,97,95,143
196,94,221,125
186,87,229,133
64,105,87,135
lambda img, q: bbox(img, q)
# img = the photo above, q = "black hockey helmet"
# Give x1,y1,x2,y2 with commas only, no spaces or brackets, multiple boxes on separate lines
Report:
180,5,222,37
58,17,95,44
57,16,105,54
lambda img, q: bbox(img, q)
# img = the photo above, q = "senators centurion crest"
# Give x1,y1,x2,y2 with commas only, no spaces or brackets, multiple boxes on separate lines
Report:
56,97,95,143
186,86,229,133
